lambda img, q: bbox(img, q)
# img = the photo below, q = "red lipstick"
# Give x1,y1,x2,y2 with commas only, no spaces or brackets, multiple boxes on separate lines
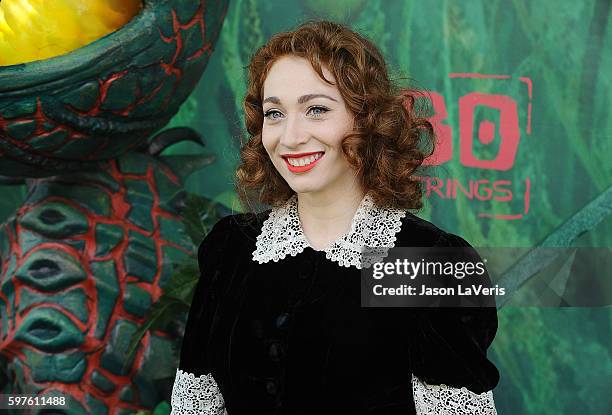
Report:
282,151,324,173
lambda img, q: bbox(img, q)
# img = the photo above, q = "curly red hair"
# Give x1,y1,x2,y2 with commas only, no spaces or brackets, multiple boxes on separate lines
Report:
235,20,435,211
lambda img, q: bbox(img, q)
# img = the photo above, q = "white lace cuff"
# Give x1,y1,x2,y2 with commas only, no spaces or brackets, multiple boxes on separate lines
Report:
170,368,227,415
411,374,497,415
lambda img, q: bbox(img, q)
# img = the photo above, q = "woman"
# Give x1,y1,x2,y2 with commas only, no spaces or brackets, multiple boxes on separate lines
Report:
170,20,499,414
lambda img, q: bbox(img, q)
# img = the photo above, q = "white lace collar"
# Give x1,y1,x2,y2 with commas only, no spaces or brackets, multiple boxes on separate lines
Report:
252,193,407,269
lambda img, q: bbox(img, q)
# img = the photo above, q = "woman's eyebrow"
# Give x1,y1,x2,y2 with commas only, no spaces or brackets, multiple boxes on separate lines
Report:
262,94,338,105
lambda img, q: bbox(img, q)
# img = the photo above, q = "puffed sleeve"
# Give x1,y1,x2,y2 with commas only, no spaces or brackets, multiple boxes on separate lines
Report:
170,216,232,415
410,232,499,414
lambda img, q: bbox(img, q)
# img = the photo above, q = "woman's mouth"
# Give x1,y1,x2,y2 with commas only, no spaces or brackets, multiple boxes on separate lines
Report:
282,152,324,173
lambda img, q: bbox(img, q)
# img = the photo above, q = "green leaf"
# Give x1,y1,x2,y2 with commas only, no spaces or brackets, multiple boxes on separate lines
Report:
213,190,245,213
497,186,612,307
153,401,171,415
123,299,185,374
123,250,208,373
159,260,200,304
182,192,232,246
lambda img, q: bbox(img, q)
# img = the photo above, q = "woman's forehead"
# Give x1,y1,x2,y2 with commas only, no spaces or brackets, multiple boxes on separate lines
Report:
264,56,337,92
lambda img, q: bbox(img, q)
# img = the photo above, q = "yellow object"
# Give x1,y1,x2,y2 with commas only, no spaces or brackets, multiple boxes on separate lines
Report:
0,0,142,66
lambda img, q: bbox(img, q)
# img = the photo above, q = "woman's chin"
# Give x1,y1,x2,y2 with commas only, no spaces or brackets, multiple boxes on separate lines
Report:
285,179,327,195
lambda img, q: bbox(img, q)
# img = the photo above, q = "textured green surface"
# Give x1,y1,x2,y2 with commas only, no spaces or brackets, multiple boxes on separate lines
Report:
0,145,214,413
0,0,229,176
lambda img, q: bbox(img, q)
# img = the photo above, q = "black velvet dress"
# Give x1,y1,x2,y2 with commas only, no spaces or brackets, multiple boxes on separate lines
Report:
171,197,499,415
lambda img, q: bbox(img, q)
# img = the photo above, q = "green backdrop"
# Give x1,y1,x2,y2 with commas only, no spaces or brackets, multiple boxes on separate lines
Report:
1,1,610,413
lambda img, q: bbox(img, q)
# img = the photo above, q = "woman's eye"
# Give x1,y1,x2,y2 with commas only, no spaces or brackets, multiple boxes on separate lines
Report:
263,110,283,120
263,106,329,121
308,106,329,117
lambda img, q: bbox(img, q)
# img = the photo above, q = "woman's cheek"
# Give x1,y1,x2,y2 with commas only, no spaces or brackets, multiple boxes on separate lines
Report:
261,133,274,154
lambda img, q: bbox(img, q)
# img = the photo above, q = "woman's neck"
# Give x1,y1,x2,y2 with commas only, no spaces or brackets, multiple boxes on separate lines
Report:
296,185,366,251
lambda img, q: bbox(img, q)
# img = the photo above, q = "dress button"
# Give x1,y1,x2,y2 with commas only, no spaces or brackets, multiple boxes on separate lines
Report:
268,342,283,361
250,319,264,339
298,261,314,279
266,380,277,395
275,313,291,330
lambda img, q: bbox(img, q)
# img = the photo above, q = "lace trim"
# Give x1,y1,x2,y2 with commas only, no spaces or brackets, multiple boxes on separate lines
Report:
411,374,497,415
252,193,407,269
170,368,227,415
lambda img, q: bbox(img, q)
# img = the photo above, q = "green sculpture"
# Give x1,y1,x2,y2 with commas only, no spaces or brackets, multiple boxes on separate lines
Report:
0,0,230,413
1,132,216,413
0,0,228,177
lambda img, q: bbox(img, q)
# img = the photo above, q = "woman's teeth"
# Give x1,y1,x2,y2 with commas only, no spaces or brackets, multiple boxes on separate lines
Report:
286,153,323,166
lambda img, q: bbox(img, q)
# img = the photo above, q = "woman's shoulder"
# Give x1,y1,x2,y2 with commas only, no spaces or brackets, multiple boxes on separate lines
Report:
396,211,473,248
219,209,271,239
196,210,272,271
198,210,272,255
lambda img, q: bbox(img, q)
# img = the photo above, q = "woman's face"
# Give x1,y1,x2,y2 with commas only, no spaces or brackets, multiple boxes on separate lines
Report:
261,55,357,196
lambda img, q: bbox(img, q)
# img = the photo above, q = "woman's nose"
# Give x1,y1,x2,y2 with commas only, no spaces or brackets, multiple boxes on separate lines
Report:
279,115,309,147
